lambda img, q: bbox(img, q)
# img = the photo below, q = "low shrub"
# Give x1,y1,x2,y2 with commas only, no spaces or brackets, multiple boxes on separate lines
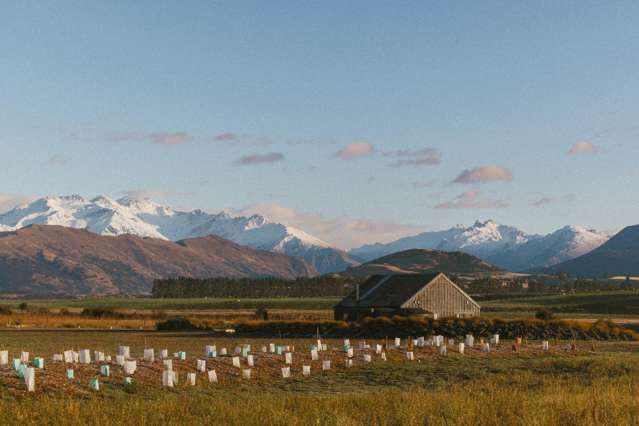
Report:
221,316,639,341
81,308,125,319
156,317,198,331
123,380,138,394
535,309,555,320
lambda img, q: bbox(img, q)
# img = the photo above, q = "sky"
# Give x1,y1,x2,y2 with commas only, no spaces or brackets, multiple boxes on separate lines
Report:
2,1,639,249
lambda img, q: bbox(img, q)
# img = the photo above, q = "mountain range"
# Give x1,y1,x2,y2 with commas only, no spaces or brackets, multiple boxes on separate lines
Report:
0,196,613,274
0,195,358,274
349,220,609,272
0,225,316,296
542,225,639,278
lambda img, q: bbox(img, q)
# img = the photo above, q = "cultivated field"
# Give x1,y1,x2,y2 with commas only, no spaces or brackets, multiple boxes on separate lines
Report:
0,294,638,424
0,331,638,425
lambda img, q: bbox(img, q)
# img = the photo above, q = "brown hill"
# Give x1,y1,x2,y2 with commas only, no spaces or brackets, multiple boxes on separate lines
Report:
0,225,317,296
341,248,499,277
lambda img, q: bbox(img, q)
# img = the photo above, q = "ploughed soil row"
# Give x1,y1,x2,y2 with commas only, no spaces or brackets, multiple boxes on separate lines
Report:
2,338,592,396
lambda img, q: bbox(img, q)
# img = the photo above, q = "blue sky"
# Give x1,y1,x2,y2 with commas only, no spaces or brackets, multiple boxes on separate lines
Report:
2,1,639,248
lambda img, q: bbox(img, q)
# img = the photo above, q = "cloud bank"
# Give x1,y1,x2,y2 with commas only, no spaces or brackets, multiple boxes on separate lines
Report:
231,203,422,249
0,194,34,214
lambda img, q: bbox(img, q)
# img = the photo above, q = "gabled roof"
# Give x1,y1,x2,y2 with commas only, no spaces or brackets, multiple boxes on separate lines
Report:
335,273,442,308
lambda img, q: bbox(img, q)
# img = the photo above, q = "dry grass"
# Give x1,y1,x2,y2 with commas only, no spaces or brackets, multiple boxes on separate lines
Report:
1,331,639,425
0,313,153,329
1,373,638,425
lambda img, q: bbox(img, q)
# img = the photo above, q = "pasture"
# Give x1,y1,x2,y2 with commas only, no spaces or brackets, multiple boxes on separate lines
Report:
481,290,639,319
0,331,638,425
4,291,639,325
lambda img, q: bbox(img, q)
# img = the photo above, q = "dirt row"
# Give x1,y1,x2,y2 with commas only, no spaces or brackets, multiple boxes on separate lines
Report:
0,339,591,395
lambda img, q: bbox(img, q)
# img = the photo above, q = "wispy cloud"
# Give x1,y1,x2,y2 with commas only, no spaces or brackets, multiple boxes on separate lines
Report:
210,133,272,146
335,142,374,160
384,148,442,167
530,194,576,207
0,194,34,214
435,191,508,209
47,154,67,166
233,152,284,166
70,129,191,146
568,141,599,156
530,197,554,207
119,189,193,202
212,132,239,143
231,203,422,249
452,165,513,184
145,132,191,145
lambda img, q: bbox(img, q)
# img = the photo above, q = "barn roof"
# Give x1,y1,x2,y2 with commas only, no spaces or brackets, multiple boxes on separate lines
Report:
335,273,443,308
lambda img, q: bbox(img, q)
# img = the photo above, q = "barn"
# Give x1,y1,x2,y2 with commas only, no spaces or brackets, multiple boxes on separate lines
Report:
334,273,480,321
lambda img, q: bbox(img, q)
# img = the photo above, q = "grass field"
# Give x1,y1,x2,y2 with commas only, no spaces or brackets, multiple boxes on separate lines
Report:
4,291,639,321
0,331,638,425
481,291,639,319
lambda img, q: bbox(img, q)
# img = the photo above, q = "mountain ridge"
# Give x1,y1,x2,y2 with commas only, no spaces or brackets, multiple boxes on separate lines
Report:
0,225,317,296
0,195,358,274
349,220,608,271
541,225,639,278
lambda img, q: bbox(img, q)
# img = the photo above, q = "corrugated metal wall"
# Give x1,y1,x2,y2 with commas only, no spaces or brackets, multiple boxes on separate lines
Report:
402,275,480,318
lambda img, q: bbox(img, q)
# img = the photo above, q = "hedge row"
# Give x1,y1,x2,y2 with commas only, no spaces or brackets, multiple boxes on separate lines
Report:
159,316,639,341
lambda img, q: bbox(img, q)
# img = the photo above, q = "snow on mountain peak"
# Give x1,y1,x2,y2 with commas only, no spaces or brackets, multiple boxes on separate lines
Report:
349,220,609,271
0,195,355,273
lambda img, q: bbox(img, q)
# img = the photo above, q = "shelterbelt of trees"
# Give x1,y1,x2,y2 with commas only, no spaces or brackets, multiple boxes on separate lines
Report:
151,276,363,298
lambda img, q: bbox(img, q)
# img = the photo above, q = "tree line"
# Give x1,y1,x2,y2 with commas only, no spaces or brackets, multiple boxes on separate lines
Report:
151,276,363,298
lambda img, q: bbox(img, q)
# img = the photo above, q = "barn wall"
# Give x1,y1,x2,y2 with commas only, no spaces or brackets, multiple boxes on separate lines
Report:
402,275,480,318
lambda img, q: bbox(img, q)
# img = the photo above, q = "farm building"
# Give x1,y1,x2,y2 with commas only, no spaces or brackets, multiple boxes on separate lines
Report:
334,273,480,321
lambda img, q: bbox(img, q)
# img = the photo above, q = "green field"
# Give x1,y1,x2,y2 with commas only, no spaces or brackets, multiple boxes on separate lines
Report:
0,331,638,425
481,291,639,319
4,291,639,320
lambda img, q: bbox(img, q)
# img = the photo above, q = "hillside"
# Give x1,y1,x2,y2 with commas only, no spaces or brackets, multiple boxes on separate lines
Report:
0,195,359,274
543,225,639,278
0,225,317,296
341,248,499,277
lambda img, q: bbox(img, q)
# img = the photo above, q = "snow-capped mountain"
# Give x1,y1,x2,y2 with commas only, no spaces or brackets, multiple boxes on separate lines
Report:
0,195,359,274
487,225,609,272
349,220,609,272
350,220,534,261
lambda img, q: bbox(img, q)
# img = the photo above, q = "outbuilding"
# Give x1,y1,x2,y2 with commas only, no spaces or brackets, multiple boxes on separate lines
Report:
334,273,480,321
